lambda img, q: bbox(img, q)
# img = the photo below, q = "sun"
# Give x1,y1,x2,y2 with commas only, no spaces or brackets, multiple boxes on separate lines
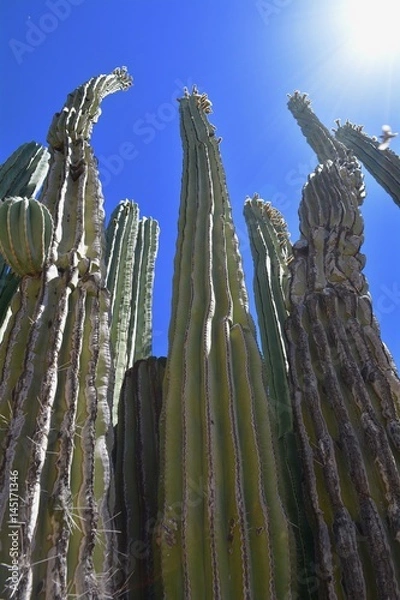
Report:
342,0,400,60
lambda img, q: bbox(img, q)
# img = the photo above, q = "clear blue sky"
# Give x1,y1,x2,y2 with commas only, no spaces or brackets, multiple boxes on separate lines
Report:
1,0,400,367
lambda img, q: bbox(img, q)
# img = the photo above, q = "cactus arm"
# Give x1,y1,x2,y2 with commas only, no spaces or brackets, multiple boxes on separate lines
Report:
0,142,50,329
129,216,159,364
0,141,49,200
105,201,160,424
0,68,131,598
287,91,348,163
106,200,140,423
243,196,293,435
243,196,317,597
335,121,400,208
286,157,400,598
158,88,293,599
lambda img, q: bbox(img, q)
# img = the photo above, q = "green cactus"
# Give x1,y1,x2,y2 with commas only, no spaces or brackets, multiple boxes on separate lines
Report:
0,141,49,201
0,142,50,328
114,356,166,599
0,197,53,277
0,67,132,598
2,65,400,600
106,200,159,424
334,120,400,208
244,196,315,598
286,92,400,598
156,87,294,599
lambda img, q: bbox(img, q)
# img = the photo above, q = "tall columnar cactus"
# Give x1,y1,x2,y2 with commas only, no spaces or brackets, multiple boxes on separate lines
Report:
287,92,400,598
106,200,159,424
244,196,315,597
286,158,400,599
0,142,50,327
334,121,400,208
243,196,293,435
156,87,294,599
114,356,166,599
0,68,132,599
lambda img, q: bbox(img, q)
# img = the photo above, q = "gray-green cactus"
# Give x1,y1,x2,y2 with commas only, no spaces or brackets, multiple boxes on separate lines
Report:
334,120,400,208
0,141,49,201
0,142,50,328
286,91,400,598
0,67,132,599
244,196,315,598
106,200,159,424
156,87,294,599
0,197,53,277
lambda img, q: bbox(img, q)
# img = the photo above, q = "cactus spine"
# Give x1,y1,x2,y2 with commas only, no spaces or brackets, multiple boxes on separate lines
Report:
286,92,400,598
0,68,132,599
156,88,294,599
106,200,159,424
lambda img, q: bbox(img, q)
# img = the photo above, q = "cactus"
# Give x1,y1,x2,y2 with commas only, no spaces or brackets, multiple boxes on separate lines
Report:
334,121,400,208
0,142,50,328
106,200,159,424
0,197,53,277
114,356,166,599
286,92,400,598
287,91,348,164
0,67,132,599
156,87,294,599
2,66,400,600
243,196,293,435
244,196,315,597
0,141,49,201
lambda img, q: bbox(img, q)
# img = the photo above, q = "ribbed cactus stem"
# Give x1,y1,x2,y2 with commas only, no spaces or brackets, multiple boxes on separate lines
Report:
244,196,315,597
287,91,348,163
0,68,132,599
157,88,294,599
286,158,400,599
0,142,50,329
130,216,159,364
114,356,166,599
0,141,49,201
106,200,159,424
335,121,400,208
243,195,292,434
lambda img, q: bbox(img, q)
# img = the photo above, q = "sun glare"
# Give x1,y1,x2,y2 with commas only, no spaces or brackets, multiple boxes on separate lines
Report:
344,0,400,60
